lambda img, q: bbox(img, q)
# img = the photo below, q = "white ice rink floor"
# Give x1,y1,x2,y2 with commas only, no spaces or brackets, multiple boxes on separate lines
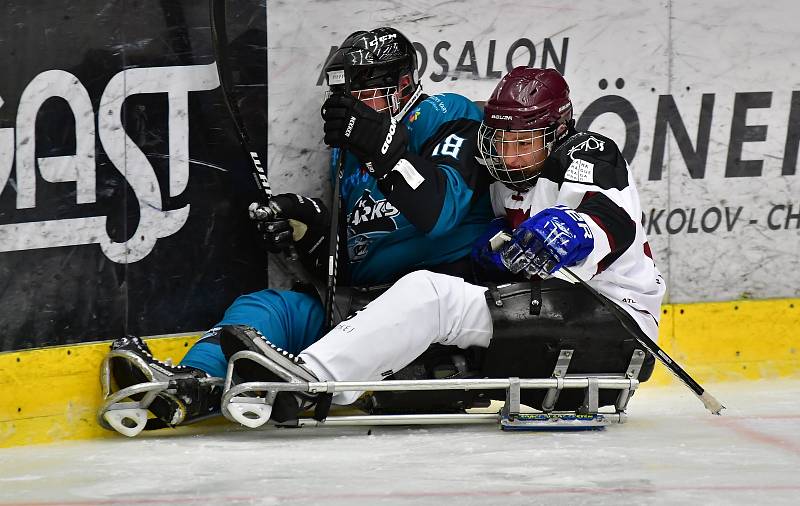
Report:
1,379,799,506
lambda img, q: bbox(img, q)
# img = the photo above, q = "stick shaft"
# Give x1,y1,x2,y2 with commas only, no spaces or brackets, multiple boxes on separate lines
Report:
209,0,272,201
561,267,724,414
322,62,351,331
323,149,344,330
210,0,309,269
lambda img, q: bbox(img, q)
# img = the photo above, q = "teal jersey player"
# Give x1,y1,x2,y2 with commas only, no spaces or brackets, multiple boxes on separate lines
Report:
97,27,495,437
339,91,492,285
182,89,492,378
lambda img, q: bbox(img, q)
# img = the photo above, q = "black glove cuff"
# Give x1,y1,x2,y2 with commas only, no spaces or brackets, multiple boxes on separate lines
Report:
364,120,409,179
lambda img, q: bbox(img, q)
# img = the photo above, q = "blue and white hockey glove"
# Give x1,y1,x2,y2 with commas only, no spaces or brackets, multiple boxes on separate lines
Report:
471,218,513,273
501,205,594,277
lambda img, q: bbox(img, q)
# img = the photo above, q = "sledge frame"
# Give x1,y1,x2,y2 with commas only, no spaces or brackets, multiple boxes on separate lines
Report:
221,348,647,431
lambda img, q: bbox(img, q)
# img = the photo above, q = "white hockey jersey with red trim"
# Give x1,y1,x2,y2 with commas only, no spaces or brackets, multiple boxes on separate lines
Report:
489,131,665,340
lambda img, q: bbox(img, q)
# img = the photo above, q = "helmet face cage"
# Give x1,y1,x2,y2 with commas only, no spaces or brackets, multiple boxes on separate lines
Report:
478,123,558,191
324,84,401,116
325,66,420,119
350,86,400,114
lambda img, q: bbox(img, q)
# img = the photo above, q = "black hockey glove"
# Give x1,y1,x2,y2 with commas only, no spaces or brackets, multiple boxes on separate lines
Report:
321,93,408,179
250,194,329,260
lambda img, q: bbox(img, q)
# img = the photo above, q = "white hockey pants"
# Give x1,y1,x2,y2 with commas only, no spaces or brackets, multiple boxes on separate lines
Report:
299,270,492,405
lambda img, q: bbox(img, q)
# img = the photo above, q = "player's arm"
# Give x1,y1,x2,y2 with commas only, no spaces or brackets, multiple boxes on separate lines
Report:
570,189,636,277
561,137,637,278
321,94,486,235
501,137,637,279
380,116,485,236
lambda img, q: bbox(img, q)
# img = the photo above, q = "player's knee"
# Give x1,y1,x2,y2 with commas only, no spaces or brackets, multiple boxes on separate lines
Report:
395,269,436,285
391,270,440,297
393,270,466,316
227,288,283,309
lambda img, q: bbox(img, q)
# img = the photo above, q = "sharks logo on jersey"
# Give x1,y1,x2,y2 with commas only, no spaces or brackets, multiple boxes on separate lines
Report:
348,233,371,262
347,189,402,263
348,189,401,232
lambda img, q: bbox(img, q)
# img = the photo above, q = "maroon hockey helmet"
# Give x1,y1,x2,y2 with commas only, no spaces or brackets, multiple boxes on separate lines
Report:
478,67,573,190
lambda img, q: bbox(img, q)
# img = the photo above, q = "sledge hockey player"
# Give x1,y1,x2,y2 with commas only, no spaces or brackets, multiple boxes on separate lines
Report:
98,27,495,435
219,66,666,424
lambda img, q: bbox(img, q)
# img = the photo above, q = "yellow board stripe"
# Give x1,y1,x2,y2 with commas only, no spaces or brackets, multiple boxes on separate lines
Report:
1,298,799,448
649,299,800,385
0,334,202,448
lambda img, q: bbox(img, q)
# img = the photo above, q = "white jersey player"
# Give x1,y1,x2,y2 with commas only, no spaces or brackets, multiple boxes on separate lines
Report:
478,67,664,342
220,67,665,422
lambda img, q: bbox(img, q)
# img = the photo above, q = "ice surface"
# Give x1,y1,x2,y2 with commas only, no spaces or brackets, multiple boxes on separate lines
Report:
1,380,799,505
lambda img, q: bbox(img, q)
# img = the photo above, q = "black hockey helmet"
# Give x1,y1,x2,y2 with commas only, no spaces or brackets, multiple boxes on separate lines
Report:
323,27,422,119
323,30,368,92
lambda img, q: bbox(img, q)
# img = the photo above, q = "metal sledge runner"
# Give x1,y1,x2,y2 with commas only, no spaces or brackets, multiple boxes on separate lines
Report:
220,344,649,432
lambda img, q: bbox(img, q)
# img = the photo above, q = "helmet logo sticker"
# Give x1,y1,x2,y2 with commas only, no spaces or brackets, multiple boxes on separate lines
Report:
327,70,345,86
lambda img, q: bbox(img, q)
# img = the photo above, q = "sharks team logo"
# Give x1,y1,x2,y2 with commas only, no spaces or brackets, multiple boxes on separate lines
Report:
348,189,400,232
347,189,401,262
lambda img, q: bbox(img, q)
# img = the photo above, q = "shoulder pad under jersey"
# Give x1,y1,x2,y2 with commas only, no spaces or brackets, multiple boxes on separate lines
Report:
404,93,482,150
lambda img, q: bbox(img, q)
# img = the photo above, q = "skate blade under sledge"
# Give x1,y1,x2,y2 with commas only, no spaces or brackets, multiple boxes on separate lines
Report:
223,377,634,431
97,349,226,437
500,412,622,431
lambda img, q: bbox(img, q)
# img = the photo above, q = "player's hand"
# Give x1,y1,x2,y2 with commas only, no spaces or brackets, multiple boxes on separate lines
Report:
249,194,329,256
321,93,408,178
471,218,513,273
501,205,594,277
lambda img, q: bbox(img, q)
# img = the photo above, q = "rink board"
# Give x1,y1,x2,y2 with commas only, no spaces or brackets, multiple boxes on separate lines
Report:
2,0,800,354
1,298,798,449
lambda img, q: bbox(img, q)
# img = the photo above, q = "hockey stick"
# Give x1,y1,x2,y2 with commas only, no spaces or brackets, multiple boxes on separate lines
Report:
209,0,303,265
560,266,725,415
322,64,351,331
323,155,343,330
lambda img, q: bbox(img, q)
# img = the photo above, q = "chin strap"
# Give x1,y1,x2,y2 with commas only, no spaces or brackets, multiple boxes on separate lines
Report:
393,84,423,123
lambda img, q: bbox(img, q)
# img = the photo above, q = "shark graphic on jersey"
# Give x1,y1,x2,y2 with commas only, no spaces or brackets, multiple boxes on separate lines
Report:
348,189,400,231
347,189,401,262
